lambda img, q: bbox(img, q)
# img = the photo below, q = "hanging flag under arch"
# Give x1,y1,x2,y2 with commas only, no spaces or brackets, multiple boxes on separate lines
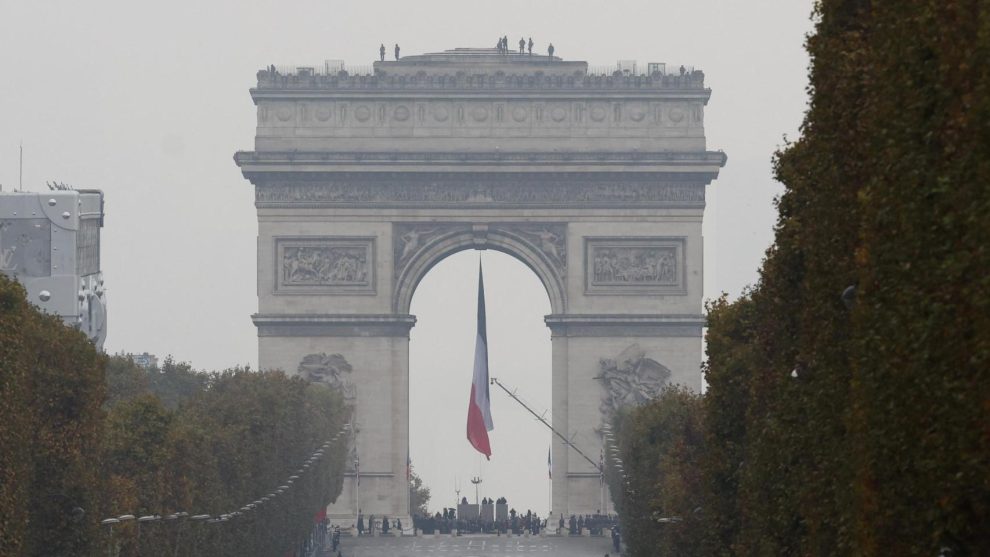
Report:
466,261,494,459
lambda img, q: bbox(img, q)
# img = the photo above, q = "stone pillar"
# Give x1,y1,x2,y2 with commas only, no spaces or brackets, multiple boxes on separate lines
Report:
550,333,569,520
253,314,415,522
546,314,704,516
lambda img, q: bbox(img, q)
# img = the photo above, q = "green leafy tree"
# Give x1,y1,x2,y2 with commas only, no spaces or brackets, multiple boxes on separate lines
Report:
607,387,705,557
0,274,106,556
699,1,990,555
409,470,431,517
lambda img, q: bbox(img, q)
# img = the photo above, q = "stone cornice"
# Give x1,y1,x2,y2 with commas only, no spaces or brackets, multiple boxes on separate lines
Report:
251,87,713,104
252,73,709,100
252,313,417,337
544,314,705,338
249,173,710,210
235,150,727,177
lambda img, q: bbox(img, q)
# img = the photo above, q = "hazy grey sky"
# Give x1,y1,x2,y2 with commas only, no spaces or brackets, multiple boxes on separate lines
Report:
1,0,814,514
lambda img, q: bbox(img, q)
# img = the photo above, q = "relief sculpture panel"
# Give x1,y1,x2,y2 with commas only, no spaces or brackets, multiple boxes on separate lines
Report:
585,237,686,295
595,344,672,431
256,178,706,208
275,237,375,294
299,352,356,403
497,223,567,277
393,223,470,273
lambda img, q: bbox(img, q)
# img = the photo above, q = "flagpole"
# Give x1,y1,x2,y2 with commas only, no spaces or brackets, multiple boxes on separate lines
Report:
548,443,553,517
548,462,552,517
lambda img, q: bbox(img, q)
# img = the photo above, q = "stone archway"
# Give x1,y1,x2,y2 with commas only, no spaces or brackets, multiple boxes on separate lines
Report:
236,48,724,523
392,223,567,315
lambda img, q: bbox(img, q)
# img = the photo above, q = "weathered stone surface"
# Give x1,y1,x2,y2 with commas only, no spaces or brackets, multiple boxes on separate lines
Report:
236,48,724,522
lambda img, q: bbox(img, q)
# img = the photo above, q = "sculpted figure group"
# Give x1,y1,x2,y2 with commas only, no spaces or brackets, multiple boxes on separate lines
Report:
496,36,553,59
592,247,676,285
597,344,672,417
283,246,369,286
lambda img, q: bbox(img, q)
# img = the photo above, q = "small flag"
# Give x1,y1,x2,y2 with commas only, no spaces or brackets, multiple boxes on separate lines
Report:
466,261,494,459
548,446,552,479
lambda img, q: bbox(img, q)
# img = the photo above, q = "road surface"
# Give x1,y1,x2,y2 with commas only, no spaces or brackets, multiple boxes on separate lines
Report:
332,534,617,556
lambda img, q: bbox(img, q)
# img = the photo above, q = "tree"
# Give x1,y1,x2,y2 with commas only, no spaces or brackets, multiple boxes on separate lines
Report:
607,387,705,557
409,471,431,517
0,274,106,556
699,1,990,554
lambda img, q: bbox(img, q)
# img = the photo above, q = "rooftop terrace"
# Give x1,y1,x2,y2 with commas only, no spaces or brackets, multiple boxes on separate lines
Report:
256,48,703,91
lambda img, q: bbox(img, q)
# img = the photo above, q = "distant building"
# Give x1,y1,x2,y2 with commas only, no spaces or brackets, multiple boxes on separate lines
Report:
131,352,158,369
0,189,107,349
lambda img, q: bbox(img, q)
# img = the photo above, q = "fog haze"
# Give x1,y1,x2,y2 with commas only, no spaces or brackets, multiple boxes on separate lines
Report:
0,0,814,515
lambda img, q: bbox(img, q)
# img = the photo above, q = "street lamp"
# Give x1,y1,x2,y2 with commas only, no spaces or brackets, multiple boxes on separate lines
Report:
136,515,159,555
101,518,120,557
470,476,483,506
189,515,210,555
164,513,187,557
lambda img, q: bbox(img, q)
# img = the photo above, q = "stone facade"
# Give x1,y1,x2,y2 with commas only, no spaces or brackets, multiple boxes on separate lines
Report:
236,48,724,522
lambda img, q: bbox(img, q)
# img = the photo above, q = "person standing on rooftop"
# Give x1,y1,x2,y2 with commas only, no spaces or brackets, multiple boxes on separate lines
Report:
528,37,534,55
379,44,385,62
548,43,555,60
519,37,525,53
394,44,400,61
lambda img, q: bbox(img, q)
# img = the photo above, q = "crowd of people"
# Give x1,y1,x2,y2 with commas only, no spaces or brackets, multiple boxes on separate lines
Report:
413,506,544,535
409,499,619,538
355,512,403,537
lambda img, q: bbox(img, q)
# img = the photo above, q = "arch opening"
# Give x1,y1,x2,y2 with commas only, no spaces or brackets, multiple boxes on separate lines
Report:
409,249,553,517
393,226,567,316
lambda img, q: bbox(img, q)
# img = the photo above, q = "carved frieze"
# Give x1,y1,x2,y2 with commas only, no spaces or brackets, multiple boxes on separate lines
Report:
501,223,566,275
596,344,672,422
256,178,706,208
275,237,375,294
258,99,703,132
393,223,469,271
391,222,567,287
585,237,686,295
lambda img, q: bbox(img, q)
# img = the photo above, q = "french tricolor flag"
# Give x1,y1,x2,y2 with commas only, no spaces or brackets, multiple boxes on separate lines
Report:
466,262,494,459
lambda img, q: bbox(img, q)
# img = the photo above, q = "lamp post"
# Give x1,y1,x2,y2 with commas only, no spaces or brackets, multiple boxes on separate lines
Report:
100,518,120,557
354,452,361,521
165,512,187,557
112,515,134,557
352,423,361,520
136,515,159,556
189,514,210,555
470,476,483,506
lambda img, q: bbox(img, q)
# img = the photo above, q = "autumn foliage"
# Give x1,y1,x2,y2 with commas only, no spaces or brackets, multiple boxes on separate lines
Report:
611,1,990,555
0,275,105,556
0,273,350,556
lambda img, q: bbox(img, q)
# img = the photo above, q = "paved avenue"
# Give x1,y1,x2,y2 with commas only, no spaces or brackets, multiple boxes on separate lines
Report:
335,535,616,557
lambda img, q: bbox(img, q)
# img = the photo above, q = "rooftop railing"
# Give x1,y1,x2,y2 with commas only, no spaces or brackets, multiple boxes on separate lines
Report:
271,61,375,77
256,63,706,91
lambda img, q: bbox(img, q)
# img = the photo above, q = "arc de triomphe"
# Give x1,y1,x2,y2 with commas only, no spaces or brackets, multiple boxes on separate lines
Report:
235,48,724,521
